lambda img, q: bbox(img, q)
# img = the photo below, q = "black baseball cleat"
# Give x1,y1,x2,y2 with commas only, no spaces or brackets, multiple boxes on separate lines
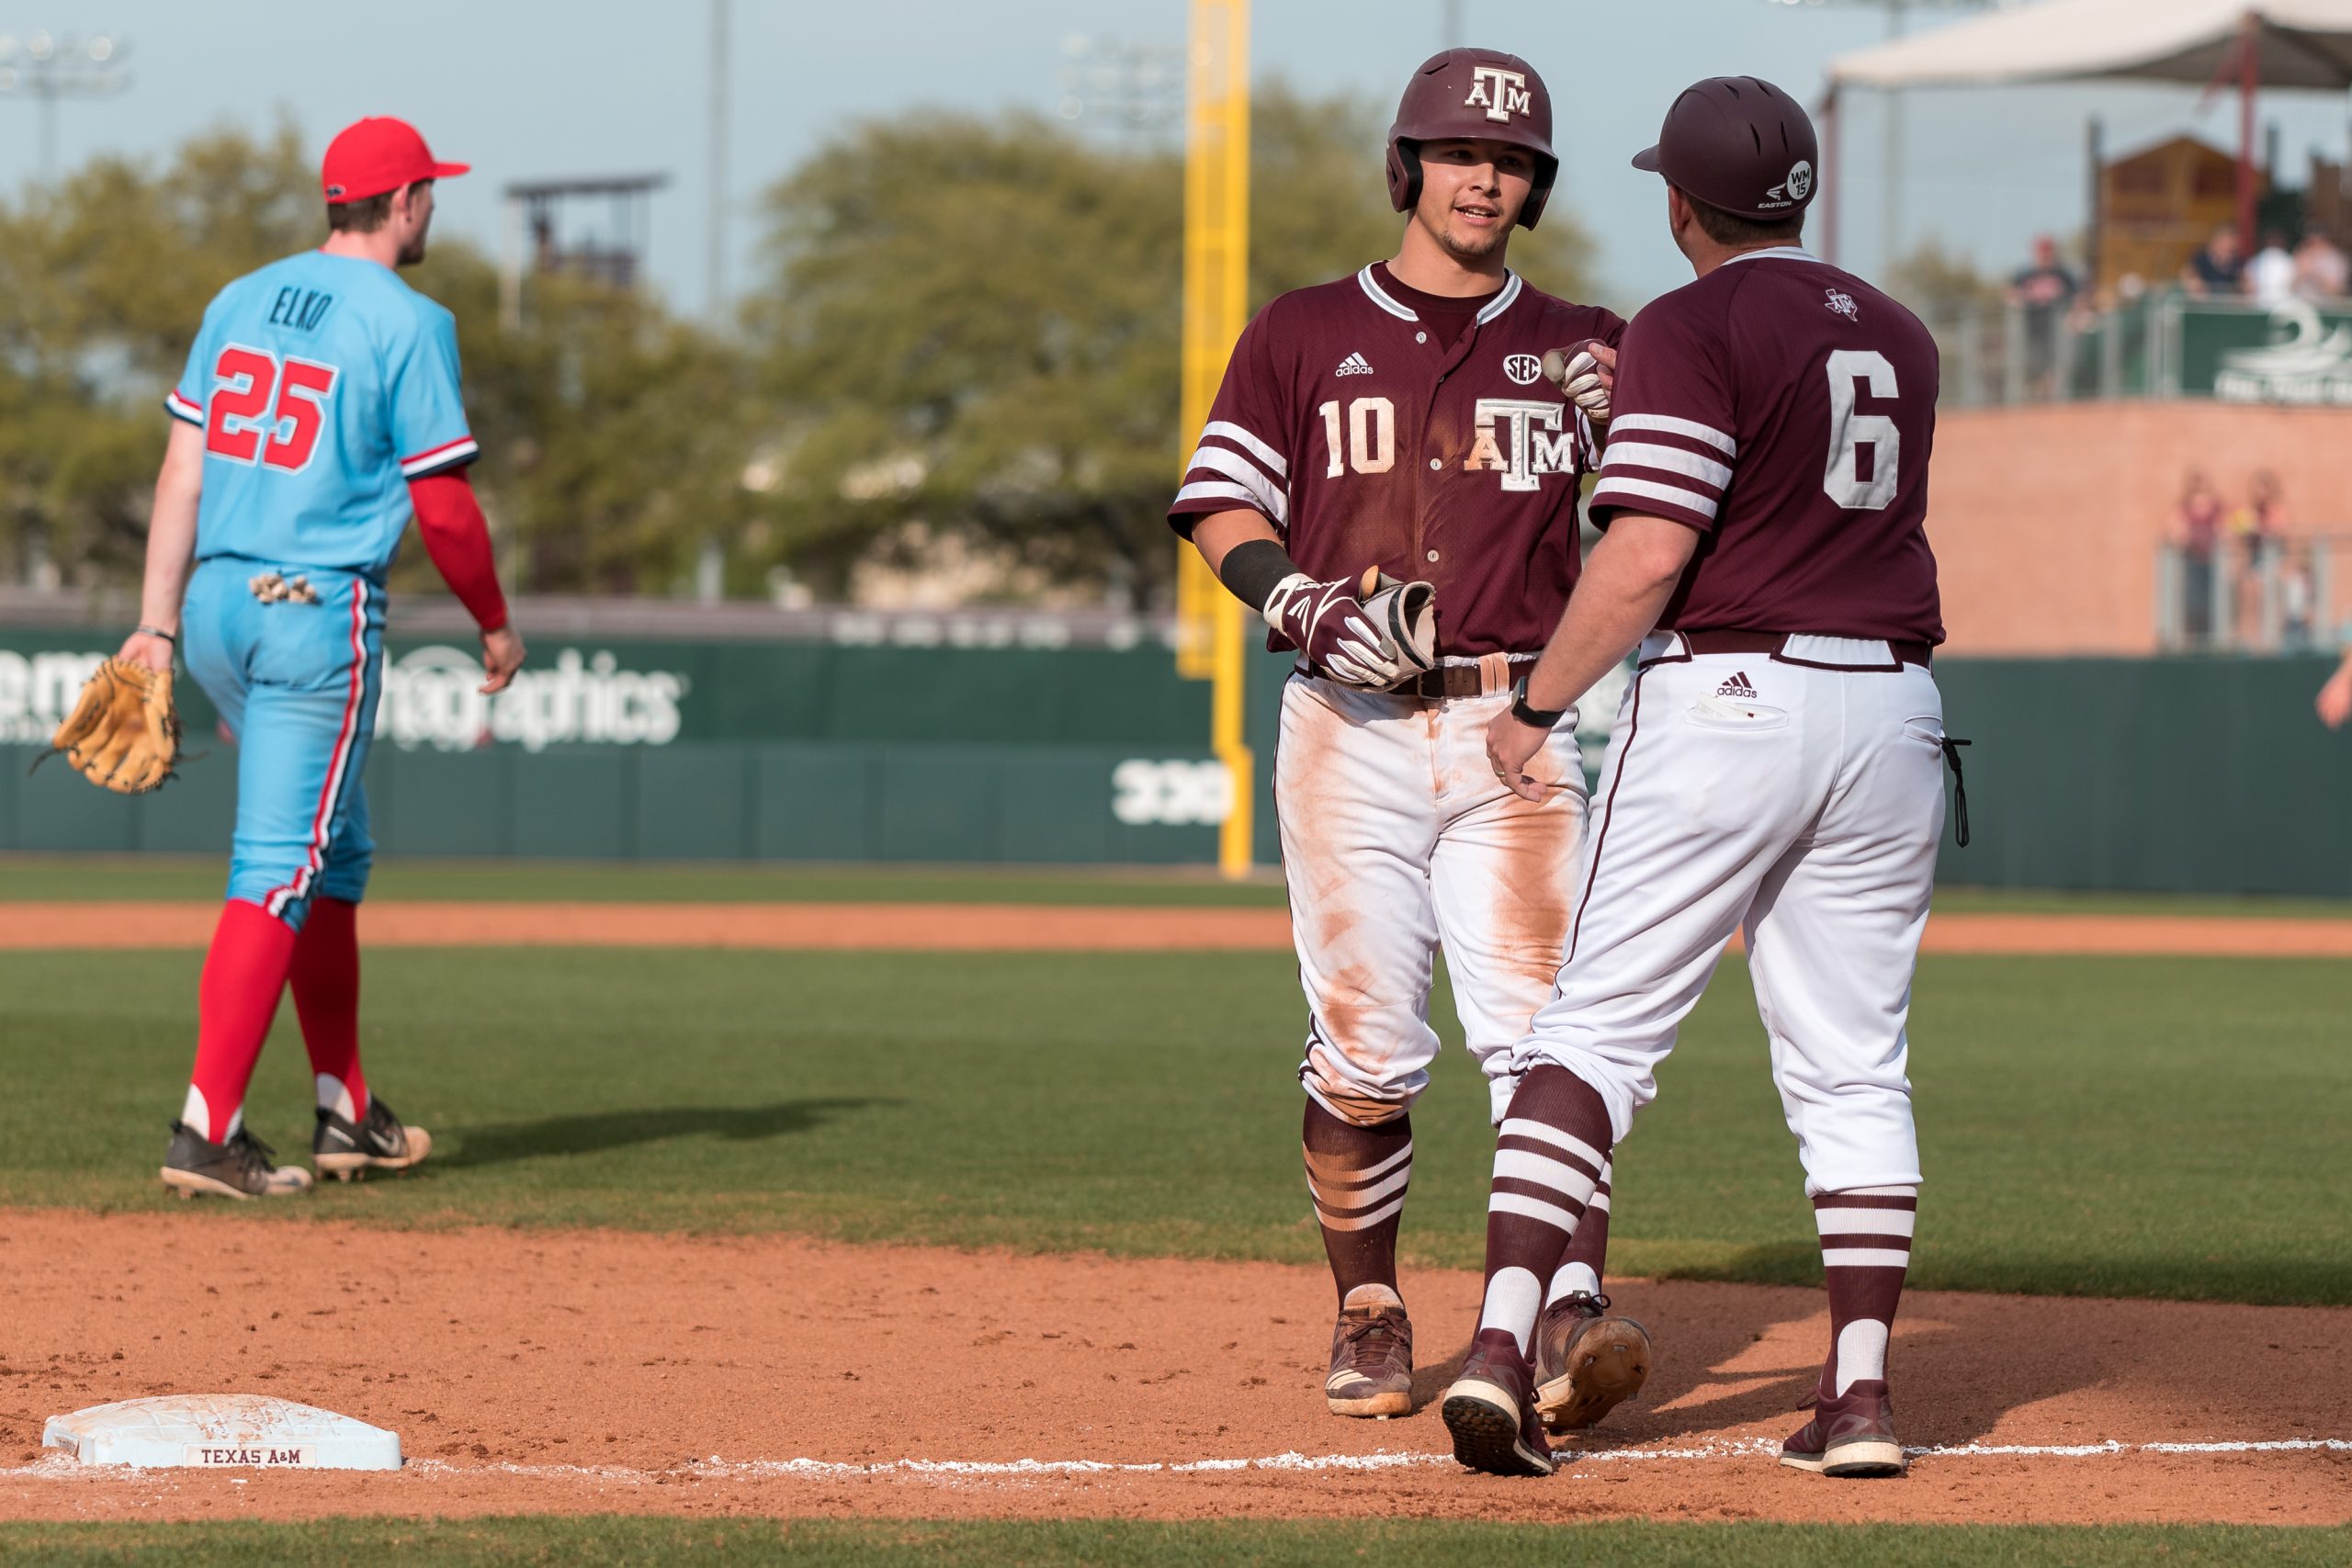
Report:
160,1121,313,1200
312,1096,433,1181
1441,1328,1556,1476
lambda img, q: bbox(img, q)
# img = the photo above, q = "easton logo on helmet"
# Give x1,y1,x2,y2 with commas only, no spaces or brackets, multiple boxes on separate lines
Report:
1464,64,1532,123
1503,353,1543,386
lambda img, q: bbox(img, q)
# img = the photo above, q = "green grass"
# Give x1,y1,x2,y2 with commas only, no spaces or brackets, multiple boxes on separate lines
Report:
2,942,2344,1305
0,1519,2344,1568
6,853,2349,918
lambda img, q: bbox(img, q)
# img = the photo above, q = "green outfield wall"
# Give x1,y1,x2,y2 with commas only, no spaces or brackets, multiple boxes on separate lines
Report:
2,628,2346,897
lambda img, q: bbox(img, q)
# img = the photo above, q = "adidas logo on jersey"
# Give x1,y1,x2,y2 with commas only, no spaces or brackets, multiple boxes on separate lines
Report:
1335,352,1374,377
1715,671,1758,698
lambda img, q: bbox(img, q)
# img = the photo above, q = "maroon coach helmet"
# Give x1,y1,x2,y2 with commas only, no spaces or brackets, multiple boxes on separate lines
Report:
1632,76,1817,219
1385,48,1558,230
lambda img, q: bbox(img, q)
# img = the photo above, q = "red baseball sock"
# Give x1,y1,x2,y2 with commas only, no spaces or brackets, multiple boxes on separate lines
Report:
289,897,368,1123
182,900,299,1143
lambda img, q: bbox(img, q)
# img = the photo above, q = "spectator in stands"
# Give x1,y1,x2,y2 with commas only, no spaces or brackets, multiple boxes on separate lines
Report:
2293,230,2349,300
2248,230,2297,309
2177,468,2224,644
2228,470,2285,644
2280,545,2316,652
2008,235,2079,398
2181,227,2246,298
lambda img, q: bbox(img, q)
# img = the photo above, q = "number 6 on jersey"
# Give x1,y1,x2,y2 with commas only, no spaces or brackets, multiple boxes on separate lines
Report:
1822,349,1897,511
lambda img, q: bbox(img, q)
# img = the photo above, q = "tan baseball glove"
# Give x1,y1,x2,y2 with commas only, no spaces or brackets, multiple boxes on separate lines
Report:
40,658,184,794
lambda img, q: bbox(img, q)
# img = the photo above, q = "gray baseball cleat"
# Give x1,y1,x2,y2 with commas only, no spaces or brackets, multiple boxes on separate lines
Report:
312,1095,433,1180
161,1122,313,1200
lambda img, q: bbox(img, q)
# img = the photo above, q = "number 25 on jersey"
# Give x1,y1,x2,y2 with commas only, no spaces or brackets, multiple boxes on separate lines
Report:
205,344,339,474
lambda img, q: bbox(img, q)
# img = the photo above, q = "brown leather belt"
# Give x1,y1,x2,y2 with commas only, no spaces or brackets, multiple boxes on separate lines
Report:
1675,630,1932,671
1398,656,1538,700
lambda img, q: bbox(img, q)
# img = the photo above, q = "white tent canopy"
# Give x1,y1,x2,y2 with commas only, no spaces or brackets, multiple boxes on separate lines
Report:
1828,0,2352,91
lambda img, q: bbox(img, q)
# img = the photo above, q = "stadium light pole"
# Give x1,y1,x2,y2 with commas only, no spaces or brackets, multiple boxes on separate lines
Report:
707,0,729,321
0,29,130,182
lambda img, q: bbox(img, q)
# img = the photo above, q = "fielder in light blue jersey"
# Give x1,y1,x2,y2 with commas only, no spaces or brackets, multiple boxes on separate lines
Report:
121,116,524,1201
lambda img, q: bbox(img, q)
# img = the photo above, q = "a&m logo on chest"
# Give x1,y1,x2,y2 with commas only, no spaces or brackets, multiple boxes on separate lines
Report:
1465,399,1574,493
1465,65,1532,123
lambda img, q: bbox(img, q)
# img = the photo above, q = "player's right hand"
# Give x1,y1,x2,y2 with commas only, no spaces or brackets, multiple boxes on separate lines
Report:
116,629,175,676
2319,662,2352,729
1263,572,1408,689
479,624,526,694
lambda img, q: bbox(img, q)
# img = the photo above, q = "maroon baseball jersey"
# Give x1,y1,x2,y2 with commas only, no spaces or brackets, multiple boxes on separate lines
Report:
1587,248,1943,644
1169,264,1624,657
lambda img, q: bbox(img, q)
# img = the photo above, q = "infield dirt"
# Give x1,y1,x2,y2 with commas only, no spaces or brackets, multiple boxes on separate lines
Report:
5,901,2352,955
2,1211,2344,1528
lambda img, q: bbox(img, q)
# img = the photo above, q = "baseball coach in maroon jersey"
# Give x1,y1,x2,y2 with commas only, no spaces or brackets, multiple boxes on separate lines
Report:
1444,77,1961,1480
1167,48,1655,1441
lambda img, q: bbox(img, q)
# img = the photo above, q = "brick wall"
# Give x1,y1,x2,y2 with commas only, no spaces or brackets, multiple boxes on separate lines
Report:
1931,402,2352,654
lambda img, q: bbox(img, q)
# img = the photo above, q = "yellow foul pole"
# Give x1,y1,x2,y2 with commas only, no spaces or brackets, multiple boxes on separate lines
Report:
1178,0,1253,879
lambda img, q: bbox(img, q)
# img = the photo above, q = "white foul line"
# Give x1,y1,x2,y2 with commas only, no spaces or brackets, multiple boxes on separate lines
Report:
7,1436,2346,1483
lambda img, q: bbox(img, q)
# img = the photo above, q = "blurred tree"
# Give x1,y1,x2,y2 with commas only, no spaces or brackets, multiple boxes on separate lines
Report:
0,121,755,599
1883,236,2007,320
745,85,1600,606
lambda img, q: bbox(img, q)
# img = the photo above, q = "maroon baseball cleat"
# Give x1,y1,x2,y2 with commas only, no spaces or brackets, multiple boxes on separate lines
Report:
1780,1381,1906,1477
1441,1328,1555,1476
1532,1292,1653,1433
1325,1286,1414,1417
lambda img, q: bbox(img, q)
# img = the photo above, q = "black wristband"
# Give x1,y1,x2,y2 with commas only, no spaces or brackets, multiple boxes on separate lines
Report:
135,624,177,645
1216,537,1302,615
1510,674,1566,729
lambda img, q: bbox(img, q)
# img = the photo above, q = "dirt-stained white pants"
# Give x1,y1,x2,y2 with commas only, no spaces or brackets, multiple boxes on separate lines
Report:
1276,668,1588,1128
1516,633,1948,1195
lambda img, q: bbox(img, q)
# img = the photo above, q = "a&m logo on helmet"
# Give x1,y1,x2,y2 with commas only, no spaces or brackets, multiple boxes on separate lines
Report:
1464,64,1532,123
1766,160,1814,208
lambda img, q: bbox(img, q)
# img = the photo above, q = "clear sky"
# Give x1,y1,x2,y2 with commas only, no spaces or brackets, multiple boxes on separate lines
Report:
6,0,2347,317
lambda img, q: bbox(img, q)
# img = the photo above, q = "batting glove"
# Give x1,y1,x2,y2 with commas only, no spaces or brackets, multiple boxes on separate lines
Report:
1542,341,1613,424
1264,572,1409,689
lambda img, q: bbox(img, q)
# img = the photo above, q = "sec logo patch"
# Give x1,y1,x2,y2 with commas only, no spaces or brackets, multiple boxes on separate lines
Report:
1503,354,1543,386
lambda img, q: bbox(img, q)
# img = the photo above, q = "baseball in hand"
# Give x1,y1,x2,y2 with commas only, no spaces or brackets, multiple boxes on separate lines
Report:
1542,340,1616,423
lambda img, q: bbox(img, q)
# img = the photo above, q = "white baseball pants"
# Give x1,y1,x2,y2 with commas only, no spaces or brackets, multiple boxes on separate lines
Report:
1517,633,1949,1195
1275,667,1588,1128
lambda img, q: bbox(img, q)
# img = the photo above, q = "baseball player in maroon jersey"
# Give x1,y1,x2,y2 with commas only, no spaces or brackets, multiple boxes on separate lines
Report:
1169,48,1651,1433
1443,77,1956,1478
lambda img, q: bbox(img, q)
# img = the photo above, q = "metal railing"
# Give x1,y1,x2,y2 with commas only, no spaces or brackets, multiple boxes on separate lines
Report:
2154,534,2348,653
1924,293,2352,408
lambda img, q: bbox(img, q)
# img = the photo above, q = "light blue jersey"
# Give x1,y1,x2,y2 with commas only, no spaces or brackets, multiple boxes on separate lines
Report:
166,249,478,576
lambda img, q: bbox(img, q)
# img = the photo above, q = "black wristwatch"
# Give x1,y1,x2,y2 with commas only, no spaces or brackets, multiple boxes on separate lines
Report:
1510,674,1566,729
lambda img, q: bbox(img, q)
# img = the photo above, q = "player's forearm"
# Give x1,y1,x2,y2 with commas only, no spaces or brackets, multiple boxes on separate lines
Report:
136,423,206,634
1523,517,1695,712
408,470,511,633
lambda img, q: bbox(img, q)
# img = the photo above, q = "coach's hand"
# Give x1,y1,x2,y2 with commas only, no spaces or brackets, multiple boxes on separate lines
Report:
1486,706,1553,803
479,624,526,694
1264,572,1407,689
1543,340,1616,424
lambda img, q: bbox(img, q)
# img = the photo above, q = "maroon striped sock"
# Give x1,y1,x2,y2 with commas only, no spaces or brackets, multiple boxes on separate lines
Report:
1476,1066,1613,1357
1814,1186,1917,1399
1302,1102,1411,1305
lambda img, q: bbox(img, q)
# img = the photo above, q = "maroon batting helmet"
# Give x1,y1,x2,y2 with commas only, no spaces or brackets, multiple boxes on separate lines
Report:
1385,48,1557,231
1632,76,1818,219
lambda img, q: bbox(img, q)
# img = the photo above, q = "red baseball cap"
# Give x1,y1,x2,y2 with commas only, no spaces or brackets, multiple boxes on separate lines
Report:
321,117,469,204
